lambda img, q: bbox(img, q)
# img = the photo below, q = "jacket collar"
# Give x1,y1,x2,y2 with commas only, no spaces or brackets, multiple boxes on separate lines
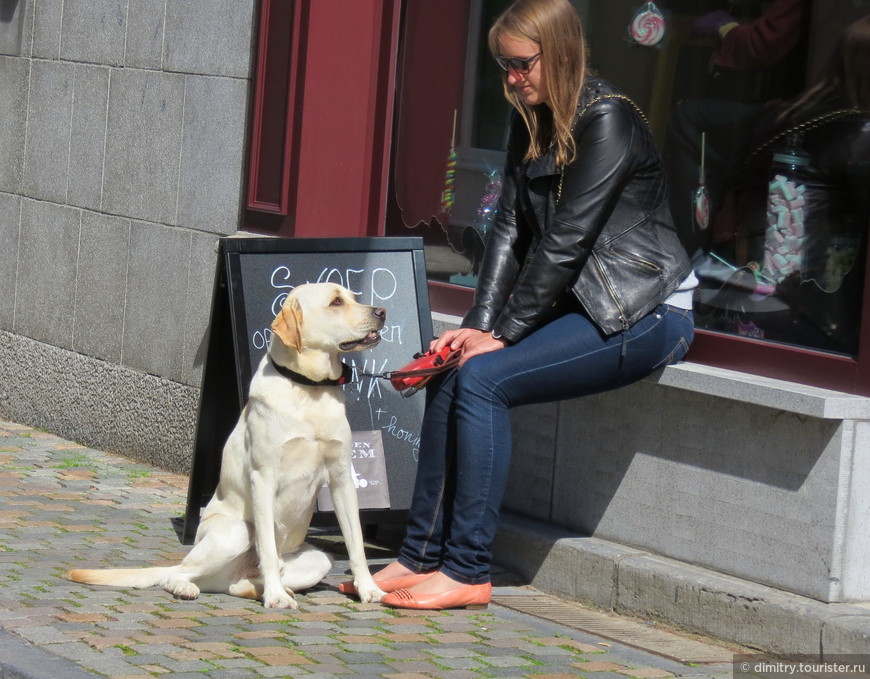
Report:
526,151,557,181
524,78,612,182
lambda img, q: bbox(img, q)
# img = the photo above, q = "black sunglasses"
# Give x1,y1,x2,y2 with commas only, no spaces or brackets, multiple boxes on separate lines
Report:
494,51,542,73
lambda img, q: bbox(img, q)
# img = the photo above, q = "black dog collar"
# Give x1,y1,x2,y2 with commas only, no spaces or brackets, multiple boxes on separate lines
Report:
270,358,353,387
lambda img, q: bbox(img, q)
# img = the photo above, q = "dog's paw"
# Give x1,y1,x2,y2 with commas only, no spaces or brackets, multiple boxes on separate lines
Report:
262,588,298,609
356,584,386,604
166,581,200,601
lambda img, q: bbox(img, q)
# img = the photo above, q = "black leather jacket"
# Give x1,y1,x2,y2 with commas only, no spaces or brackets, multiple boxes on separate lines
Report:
463,79,692,342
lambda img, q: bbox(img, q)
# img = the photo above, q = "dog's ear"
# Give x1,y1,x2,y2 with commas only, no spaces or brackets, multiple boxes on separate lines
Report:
271,298,303,351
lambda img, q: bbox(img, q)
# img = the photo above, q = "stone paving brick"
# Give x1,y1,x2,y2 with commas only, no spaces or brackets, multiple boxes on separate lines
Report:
380,632,427,643
481,654,534,668
208,658,262,670
428,669,480,679
233,630,285,640
253,669,314,678
205,670,259,679
338,642,391,654
616,668,676,678
536,636,605,653
525,643,581,658
435,655,488,670
429,631,479,643
149,618,202,629
388,659,444,672
161,657,217,672
576,659,631,672
134,632,196,644
209,607,257,617
13,624,76,644
335,632,382,643
426,646,484,659
482,637,529,649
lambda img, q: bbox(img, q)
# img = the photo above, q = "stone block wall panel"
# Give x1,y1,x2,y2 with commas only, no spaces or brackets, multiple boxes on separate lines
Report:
31,0,62,60
163,0,255,78
124,0,167,69
122,221,192,382
15,199,80,348
181,232,221,388
503,402,560,522
21,60,74,203
73,211,131,363
178,76,248,235
67,64,110,211
0,57,27,192
59,0,127,66
0,192,21,329
103,68,185,224
840,420,870,601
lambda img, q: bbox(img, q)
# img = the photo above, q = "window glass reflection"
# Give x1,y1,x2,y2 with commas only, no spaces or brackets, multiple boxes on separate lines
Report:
669,6,870,356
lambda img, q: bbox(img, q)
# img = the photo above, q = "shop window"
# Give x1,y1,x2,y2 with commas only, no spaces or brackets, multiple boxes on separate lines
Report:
386,0,870,394
662,1,870,392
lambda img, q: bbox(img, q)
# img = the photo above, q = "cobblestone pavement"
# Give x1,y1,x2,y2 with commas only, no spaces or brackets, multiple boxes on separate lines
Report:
0,419,737,679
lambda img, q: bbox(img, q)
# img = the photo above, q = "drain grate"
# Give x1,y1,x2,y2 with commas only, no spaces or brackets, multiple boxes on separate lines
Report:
492,594,733,665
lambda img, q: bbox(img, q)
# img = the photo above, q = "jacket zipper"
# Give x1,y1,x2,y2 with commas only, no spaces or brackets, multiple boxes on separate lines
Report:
610,247,662,275
620,316,629,358
593,253,630,357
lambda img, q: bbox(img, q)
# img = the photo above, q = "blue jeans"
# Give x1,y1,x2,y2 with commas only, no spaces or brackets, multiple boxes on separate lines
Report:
397,304,694,585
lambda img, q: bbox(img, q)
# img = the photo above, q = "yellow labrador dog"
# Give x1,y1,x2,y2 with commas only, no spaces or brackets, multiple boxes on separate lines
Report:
68,283,387,608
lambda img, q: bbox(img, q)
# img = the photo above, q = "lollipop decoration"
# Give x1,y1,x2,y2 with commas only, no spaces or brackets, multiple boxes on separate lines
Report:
693,132,710,231
629,2,666,47
440,110,458,217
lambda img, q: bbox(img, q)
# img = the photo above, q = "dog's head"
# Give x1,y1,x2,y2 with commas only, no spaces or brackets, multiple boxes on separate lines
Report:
270,282,386,354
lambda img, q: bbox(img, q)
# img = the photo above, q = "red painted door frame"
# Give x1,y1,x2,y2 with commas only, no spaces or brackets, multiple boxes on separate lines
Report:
244,0,402,238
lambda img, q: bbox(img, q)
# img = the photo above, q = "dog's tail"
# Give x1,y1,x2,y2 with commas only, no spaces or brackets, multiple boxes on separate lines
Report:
66,566,178,589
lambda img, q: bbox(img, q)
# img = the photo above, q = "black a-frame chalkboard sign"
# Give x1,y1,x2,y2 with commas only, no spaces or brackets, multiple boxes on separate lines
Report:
181,236,432,544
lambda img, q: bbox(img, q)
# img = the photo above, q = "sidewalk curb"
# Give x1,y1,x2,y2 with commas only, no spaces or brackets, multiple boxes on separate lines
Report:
0,630,99,679
494,512,870,657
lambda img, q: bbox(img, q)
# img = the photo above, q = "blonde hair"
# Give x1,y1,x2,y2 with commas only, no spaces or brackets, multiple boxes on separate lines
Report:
488,0,587,166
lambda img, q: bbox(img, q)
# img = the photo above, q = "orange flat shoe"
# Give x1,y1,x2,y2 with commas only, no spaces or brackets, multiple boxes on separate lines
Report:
381,582,492,610
338,570,435,596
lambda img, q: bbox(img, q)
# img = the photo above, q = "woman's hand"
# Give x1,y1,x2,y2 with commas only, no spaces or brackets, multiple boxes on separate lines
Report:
430,328,507,366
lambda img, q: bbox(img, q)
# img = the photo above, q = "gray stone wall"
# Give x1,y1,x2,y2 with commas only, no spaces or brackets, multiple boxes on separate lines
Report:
0,0,256,470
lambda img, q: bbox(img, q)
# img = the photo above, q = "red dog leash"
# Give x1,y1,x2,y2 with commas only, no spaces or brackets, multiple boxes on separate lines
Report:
340,346,462,397
385,346,462,395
